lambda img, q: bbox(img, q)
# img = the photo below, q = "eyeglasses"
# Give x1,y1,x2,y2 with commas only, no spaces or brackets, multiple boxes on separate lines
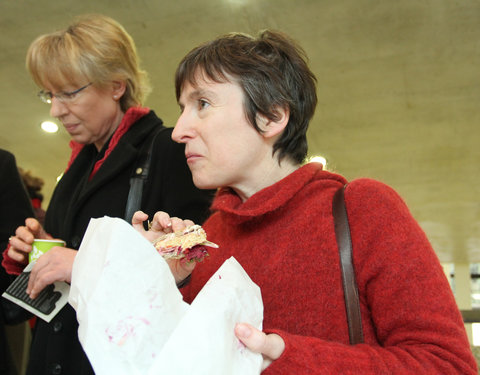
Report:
37,82,92,104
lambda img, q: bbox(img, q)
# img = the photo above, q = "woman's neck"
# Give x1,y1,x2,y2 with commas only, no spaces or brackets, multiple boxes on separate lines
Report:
94,109,125,151
233,157,300,202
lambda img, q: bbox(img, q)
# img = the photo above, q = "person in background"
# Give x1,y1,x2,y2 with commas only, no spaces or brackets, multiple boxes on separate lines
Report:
0,149,34,375
134,31,477,374
3,15,213,375
17,168,47,333
18,168,46,226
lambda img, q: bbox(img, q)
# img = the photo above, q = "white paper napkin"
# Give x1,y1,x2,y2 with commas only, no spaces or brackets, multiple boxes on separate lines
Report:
69,216,263,375
148,256,264,375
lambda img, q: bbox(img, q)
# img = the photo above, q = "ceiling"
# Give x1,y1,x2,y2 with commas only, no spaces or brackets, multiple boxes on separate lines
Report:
1,0,479,264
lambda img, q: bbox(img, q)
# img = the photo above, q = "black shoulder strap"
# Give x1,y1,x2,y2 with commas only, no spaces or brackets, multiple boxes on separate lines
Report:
124,128,163,223
332,184,364,345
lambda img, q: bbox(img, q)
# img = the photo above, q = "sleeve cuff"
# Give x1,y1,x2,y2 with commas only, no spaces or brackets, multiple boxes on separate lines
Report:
1,244,25,276
176,274,192,289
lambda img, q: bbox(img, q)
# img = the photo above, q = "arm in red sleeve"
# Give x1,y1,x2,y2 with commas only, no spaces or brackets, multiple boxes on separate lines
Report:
263,179,476,374
2,244,25,276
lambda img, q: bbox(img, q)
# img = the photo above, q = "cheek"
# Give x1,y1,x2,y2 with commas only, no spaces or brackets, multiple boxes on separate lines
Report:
207,137,238,164
84,99,116,129
69,100,97,124
210,143,248,173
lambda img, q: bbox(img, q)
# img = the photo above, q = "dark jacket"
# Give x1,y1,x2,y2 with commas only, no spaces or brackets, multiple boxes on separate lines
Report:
0,149,34,375
26,111,214,375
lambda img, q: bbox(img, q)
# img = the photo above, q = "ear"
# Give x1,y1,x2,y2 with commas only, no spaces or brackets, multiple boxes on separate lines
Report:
111,80,127,100
256,105,290,139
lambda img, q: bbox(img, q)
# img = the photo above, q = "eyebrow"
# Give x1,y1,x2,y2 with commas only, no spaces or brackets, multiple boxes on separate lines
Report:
179,87,219,106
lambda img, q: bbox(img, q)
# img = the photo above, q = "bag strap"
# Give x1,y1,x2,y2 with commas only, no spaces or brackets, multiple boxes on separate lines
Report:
332,184,364,345
124,128,163,223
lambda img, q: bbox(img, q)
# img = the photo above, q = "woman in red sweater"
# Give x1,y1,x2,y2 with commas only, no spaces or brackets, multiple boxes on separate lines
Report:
134,31,477,374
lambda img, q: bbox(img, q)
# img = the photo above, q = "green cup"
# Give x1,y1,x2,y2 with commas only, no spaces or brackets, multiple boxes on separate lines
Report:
29,239,66,263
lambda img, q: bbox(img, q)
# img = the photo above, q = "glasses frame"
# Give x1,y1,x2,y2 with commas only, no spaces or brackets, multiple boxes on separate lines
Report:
37,82,93,104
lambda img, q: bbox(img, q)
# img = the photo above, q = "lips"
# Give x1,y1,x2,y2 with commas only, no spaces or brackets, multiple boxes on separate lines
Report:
185,151,202,163
63,123,80,133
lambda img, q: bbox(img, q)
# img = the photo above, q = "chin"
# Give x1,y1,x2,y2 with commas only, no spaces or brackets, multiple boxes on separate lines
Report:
192,176,219,190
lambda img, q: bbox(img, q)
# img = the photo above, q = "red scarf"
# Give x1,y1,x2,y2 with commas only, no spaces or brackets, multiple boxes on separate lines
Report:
65,107,150,179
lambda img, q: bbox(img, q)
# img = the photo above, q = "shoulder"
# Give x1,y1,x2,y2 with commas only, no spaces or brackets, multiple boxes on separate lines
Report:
150,126,183,155
128,110,169,141
346,178,408,209
0,148,12,157
0,148,15,164
146,126,188,176
135,110,175,146
0,149,18,174
344,178,417,233
136,110,164,127
122,110,175,153
152,126,174,144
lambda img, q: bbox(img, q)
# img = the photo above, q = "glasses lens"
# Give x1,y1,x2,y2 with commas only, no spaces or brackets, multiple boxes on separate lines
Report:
38,91,52,104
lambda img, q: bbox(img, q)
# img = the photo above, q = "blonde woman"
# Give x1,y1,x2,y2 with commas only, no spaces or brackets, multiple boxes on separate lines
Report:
4,15,213,375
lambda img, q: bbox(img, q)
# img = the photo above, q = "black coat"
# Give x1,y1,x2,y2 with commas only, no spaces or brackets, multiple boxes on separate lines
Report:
0,149,35,375
26,111,214,375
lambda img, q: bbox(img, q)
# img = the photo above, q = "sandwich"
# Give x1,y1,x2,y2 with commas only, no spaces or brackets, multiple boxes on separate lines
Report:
153,224,218,262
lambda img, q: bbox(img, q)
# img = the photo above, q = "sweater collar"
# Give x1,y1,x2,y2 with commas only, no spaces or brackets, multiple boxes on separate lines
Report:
210,162,324,224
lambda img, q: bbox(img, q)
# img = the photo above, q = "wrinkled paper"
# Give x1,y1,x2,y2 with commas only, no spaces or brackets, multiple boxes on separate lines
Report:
69,217,263,375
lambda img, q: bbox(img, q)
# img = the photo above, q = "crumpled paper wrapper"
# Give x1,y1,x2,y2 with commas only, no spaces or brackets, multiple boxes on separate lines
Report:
69,217,263,375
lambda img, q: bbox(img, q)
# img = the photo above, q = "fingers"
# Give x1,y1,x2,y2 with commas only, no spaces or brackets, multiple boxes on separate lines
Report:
151,211,174,231
27,247,76,299
7,235,30,263
167,257,196,284
14,226,34,245
234,323,285,370
7,218,50,264
169,217,194,232
8,221,37,264
25,217,43,238
184,219,195,227
132,211,175,242
131,210,149,232
27,262,55,299
25,218,48,239
132,211,198,285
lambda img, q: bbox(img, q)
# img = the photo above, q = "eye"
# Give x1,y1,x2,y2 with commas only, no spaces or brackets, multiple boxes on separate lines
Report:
198,99,210,110
62,91,78,100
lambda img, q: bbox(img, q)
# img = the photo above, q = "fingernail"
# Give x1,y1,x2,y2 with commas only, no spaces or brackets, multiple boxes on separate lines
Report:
236,324,252,338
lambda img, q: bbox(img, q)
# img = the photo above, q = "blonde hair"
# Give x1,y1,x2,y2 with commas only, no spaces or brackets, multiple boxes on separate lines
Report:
26,14,151,111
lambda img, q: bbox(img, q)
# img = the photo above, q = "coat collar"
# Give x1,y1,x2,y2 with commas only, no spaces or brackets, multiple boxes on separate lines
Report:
210,162,343,224
62,110,163,213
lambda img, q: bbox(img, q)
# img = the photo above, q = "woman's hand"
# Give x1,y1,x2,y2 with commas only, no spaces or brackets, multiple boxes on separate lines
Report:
27,246,76,299
132,210,197,284
235,323,285,371
8,218,51,265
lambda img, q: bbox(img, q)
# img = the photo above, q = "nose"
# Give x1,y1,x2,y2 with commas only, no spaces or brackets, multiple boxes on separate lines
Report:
49,97,69,118
172,109,194,144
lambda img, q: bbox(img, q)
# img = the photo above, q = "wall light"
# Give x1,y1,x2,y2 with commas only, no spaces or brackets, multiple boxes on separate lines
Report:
40,121,58,133
309,155,327,168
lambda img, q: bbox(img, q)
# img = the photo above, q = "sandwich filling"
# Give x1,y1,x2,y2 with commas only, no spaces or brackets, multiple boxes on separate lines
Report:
153,224,218,261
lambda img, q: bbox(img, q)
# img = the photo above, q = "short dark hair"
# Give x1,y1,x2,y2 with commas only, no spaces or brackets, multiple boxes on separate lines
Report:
175,30,317,164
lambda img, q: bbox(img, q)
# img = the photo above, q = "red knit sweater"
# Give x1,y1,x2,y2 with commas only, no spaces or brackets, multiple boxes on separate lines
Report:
182,163,476,374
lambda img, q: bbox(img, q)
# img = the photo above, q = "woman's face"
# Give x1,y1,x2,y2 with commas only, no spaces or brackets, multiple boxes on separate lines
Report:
172,75,271,198
46,82,125,150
